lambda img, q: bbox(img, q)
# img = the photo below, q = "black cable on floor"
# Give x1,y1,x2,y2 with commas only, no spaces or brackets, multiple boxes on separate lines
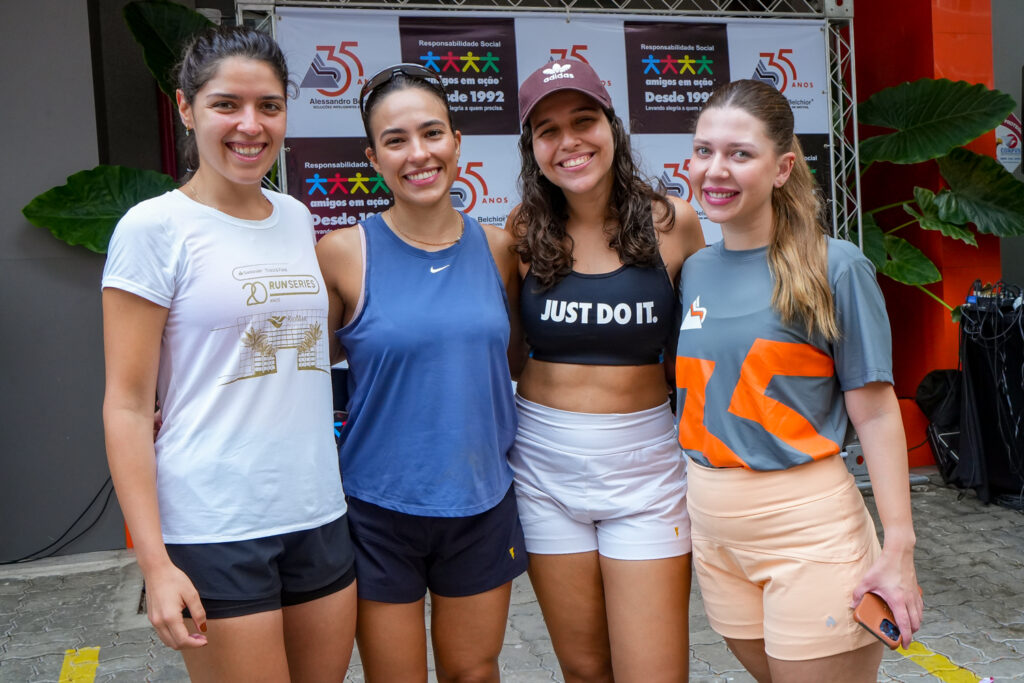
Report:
0,477,115,565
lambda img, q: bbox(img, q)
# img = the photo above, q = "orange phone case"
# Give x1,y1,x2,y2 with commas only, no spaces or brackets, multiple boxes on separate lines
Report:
853,592,901,649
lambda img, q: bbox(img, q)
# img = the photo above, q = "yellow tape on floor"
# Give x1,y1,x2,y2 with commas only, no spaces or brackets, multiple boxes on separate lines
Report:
899,641,981,683
58,647,100,683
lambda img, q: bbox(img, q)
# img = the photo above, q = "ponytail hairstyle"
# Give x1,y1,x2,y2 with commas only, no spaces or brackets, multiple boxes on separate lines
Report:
514,105,673,290
176,25,291,177
703,79,838,341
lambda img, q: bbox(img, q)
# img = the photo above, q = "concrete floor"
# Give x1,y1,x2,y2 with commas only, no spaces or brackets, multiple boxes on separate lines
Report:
1,470,1022,682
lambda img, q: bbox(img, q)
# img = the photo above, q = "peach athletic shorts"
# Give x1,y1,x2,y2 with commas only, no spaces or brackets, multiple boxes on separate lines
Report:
687,455,881,661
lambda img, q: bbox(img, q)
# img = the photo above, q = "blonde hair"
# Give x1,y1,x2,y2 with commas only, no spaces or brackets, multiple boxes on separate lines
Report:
703,80,838,341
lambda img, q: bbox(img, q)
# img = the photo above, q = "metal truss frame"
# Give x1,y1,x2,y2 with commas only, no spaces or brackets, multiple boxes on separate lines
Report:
237,0,861,242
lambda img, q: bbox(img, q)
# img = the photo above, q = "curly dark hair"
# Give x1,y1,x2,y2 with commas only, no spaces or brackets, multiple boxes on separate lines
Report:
512,106,674,290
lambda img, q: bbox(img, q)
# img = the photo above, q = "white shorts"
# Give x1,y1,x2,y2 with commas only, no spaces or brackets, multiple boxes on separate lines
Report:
509,395,691,560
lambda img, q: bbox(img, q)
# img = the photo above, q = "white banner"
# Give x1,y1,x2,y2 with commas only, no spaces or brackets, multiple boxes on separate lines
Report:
277,9,399,139
276,9,830,239
726,21,830,133
512,17,631,131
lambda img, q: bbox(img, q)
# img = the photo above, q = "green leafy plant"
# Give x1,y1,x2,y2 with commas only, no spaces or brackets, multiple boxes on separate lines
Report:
123,0,216,99
21,0,212,254
22,167,179,254
856,78,1024,317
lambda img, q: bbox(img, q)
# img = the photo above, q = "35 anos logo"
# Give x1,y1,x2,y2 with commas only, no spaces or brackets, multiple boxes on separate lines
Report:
550,45,589,63
301,42,364,97
752,49,813,93
450,162,507,214
660,160,693,202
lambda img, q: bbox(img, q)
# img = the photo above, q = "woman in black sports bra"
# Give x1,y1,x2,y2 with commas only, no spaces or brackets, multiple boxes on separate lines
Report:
507,60,705,683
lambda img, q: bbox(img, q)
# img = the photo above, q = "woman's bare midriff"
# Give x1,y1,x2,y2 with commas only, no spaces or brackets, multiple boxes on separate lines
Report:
517,358,671,414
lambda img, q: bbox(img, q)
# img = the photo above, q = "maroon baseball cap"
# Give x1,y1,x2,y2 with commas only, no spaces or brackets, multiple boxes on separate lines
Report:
518,59,612,126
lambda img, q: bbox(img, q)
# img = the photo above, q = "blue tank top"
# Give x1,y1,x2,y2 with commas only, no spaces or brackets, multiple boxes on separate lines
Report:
520,261,676,365
335,212,516,516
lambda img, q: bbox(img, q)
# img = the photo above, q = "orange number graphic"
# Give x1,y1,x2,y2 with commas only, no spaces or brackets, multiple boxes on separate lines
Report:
663,160,693,202
550,45,589,63
727,339,840,458
677,339,840,468
675,357,746,468
461,161,488,195
759,49,796,91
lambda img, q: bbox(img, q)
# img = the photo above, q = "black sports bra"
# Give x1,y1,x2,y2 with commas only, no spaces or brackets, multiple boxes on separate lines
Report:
520,262,676,366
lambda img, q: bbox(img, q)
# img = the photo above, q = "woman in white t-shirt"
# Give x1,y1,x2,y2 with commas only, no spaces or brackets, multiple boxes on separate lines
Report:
101,26,356,681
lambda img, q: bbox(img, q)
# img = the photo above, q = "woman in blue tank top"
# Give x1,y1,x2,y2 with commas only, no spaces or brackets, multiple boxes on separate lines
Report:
507,60,705,682
316,64,528,683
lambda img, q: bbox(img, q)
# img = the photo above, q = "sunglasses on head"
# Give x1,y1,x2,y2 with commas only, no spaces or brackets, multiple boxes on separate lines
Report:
359,63,447,116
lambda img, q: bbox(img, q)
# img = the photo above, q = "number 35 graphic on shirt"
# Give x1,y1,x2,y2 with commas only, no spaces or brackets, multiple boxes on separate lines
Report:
676,339,840,468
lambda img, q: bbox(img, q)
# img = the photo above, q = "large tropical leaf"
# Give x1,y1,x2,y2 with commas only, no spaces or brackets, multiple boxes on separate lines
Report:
22,166,178,254
854,213,887,270
932,188,970,225
123,0,215,100
859,79,1014,165
905,187,977,246
938,147,1024,237
878,235,941,285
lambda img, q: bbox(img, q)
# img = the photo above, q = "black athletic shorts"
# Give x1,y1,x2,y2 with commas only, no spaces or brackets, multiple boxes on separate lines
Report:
346,485,528,603
166,513,356,620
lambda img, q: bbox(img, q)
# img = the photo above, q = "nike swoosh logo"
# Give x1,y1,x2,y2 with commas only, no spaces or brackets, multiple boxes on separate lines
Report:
430,265,451,273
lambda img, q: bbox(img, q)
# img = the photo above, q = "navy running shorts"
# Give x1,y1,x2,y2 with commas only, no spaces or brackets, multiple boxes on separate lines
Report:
166,513,355,619
346,485,528,603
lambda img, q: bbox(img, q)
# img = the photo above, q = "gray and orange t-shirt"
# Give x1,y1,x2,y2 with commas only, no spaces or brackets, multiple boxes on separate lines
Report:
674,237,893,471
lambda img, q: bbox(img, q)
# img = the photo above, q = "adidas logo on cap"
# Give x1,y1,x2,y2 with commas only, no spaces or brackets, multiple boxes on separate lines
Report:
542,62,575,83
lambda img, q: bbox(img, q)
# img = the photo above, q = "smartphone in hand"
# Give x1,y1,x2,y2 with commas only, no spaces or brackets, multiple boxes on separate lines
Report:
853,592,902,649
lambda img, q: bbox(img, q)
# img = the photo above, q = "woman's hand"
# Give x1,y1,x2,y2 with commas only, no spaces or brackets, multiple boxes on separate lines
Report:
851,538,922,647
844,381,922,648
144,562,208,650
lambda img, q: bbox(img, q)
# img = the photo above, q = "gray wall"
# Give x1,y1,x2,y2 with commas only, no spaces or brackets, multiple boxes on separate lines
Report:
0,0,164,561
992,0,1024,285
1,0,114,560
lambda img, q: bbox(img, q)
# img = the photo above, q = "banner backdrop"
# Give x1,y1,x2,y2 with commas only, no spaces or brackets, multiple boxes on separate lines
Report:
276,8,830,242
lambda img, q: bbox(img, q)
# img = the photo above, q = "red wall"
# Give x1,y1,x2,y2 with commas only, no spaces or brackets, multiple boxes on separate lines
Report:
853,0,1000,466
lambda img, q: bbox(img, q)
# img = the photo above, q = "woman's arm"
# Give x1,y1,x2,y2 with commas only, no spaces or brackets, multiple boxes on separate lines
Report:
845,381,923,647
661,195,705,269
315,226,365,364
483,222,527,379
658,196,705,392
102,288,207,650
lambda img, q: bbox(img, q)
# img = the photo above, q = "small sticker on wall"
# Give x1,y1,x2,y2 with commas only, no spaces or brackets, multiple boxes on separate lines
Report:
996,113,1021,175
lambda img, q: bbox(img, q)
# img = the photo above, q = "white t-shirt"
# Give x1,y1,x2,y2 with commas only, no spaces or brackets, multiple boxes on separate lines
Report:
103,189,346,544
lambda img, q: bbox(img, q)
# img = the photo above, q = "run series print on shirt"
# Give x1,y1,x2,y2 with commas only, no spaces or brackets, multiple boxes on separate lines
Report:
225,262,329,385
